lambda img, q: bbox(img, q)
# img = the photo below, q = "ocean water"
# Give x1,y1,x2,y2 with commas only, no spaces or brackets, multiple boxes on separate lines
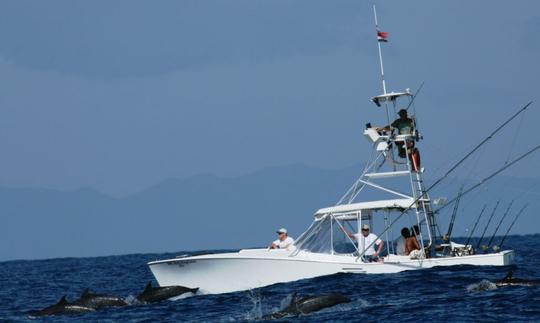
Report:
1,235,539,322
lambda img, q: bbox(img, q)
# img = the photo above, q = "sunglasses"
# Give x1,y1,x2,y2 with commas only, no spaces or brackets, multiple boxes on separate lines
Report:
361,229,369,231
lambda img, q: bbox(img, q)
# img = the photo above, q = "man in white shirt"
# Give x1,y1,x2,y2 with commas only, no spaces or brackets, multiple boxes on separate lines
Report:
343,224,384,262
270,228,295,250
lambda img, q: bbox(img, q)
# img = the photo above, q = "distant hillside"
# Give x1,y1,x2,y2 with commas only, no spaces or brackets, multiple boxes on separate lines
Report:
2,164,539,261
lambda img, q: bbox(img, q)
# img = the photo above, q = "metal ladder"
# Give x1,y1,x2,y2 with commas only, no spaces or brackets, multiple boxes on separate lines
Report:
406,151,436,253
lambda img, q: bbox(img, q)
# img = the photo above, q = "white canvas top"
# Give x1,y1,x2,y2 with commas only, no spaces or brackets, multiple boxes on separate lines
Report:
314,198,416,217
371,90,412,107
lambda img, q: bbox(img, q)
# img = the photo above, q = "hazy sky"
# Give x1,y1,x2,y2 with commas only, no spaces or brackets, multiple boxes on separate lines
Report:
0,0,539,196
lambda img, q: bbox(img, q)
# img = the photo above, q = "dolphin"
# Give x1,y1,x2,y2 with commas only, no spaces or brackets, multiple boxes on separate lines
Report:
495,271,540,287
29,296,96,317
73,288,128,309
136,282,199,304
263,293,351,319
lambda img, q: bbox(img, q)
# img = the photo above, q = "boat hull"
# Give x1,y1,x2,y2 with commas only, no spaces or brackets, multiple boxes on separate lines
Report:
148,249,515,294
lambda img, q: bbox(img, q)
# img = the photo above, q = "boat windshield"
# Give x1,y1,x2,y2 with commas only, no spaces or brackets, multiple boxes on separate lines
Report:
294,216,359,255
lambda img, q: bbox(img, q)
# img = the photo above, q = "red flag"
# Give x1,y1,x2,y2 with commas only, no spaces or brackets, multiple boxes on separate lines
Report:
377,31,388,42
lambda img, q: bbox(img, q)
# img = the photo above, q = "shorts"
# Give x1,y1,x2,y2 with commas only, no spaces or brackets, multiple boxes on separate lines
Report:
363,255,379,262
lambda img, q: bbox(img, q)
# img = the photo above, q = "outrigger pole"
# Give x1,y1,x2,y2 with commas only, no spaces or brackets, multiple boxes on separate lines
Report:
434,144,540,213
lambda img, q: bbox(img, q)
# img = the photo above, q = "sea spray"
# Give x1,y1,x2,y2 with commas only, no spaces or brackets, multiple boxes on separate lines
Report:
467,280,498,292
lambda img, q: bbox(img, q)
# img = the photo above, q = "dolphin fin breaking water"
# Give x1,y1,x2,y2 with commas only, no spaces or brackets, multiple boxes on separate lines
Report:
73,288,128,309
263,294,351,319
496,270,540,287
136,281,199,304
29,295,96,317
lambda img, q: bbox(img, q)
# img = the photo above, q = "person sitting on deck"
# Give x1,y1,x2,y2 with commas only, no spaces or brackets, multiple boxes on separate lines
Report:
395,227,409,256
405,231,421,256
378,109,415,158
408,225,425,258
343,224,384,262
269,228,295,250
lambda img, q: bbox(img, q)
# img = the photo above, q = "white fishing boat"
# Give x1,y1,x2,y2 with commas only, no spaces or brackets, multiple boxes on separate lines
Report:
148,7,526,295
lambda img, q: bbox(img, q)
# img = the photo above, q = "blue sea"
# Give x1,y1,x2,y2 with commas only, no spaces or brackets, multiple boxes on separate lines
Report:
1,235,539,322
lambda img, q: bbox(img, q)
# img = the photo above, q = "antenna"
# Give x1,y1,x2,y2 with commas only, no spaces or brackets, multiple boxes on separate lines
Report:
373,5,387,95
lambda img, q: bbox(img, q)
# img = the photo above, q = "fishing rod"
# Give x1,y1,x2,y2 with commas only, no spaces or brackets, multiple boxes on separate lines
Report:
444,185,464,242
355,102,534,260
497,204,528,250
464,204,487,248
487,200,514,248
476,200,500,250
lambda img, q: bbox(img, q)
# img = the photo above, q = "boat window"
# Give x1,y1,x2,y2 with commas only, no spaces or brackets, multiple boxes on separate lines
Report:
295,216,333,254
332,218,359,254
294,216,359,255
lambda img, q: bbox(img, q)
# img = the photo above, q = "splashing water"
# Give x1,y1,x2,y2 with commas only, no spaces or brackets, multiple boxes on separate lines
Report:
168,292,196,301
467,280,498,292
243,289,263,320
279,293,295,310
124,294,140,306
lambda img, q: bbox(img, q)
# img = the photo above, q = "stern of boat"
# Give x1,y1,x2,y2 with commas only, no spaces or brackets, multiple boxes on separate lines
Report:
501,249,515,266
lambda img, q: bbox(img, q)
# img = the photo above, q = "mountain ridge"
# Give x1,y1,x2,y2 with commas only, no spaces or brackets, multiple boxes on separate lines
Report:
2,163,539,261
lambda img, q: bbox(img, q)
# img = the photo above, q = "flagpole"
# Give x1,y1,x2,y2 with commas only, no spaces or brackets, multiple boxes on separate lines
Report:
373,5,391,132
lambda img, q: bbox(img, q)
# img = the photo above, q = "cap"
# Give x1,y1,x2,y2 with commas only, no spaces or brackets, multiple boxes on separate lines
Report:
398,109,407,115
277,228,288,234
362,224,370,230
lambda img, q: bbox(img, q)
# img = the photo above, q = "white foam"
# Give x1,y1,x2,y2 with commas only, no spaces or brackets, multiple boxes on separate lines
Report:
242,289,263,321
168,292,196,301
124,294,140,305
467,280,498,292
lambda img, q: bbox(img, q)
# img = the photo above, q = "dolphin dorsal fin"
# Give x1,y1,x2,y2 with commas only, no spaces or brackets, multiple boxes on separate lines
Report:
58,295,68,305
82,288,90,297
144,281,153,292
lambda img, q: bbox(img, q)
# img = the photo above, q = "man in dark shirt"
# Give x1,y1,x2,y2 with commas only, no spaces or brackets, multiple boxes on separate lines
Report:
379,109,415,158
391,109,414,135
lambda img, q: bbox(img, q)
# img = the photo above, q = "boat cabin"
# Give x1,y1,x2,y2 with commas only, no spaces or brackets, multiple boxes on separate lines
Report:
294,198,423,259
